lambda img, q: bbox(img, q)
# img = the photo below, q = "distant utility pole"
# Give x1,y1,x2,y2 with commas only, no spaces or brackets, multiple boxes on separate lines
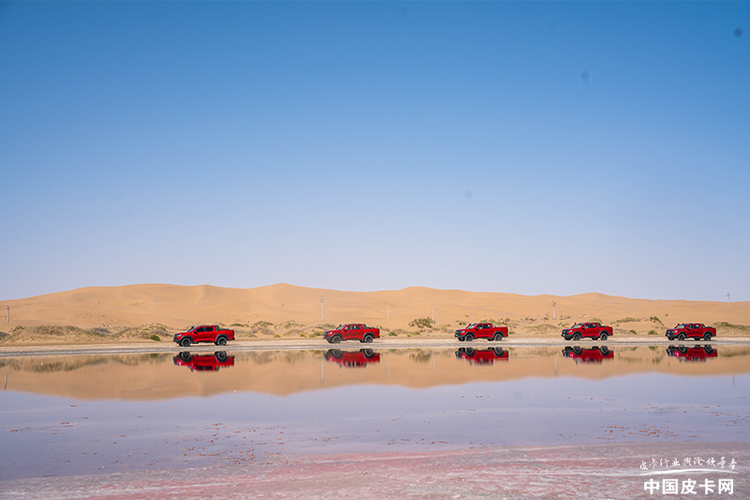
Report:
727,293,731,305
551,301,557,321
432,307,435,324
387,302,390,319
320,296,325,320
6,306,8,323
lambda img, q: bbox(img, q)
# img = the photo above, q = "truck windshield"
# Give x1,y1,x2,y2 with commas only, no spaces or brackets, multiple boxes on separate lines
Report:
572,323,583,328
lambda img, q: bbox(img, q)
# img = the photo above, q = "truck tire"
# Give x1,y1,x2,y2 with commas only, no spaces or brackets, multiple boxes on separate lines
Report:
457,337,465,342
493,333,503,342
215,336,227,346
180,337,192,347
599,332,608,341
363,334,374,343
331,335,342,344
703,332,712,341
678,333,686,341
362,348,374,358
215,351,228,362
572,333,581,341
465,333,474,342
179,352,192,362
599,346,610,355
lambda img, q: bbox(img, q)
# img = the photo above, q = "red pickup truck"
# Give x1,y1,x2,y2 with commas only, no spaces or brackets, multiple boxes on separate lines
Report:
561,322,613,341
665,323,716,341
324,324,379,344
455,323,508,342
173,325,235,347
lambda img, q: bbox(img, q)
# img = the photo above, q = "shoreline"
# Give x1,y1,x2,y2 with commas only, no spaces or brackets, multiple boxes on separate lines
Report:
2,336,750,357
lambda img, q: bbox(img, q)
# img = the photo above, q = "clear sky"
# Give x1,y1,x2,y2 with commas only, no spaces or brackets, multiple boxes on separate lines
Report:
1,2,748,301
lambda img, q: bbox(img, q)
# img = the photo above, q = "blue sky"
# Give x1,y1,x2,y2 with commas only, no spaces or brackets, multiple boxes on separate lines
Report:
1,2,748,301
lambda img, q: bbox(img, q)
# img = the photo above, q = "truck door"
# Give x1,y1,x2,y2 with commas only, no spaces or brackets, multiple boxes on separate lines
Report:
348,324,362,340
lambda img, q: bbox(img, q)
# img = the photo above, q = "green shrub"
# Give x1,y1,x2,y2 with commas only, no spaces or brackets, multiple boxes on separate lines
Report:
149,334,161,341
630,330,637,335
650,316,663,324
299,333,307,338
273,334,281,338
311,331,324,337
388,331,397,337
409,318,432,329
648,330,657,335
615,317,639,324
407,333,412,337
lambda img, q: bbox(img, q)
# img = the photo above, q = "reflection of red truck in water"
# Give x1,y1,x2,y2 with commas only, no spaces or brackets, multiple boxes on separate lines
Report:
455,347,509,365
561,322,613,341
173,351,235,371
665,323,716,341
455,323,508,342
562,346,613,363
666,345,717,361
325,349,380,367
324,324,380,344
173,325,235,347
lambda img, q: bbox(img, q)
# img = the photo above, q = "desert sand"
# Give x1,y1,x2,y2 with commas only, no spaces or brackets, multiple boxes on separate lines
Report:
0,283,748,344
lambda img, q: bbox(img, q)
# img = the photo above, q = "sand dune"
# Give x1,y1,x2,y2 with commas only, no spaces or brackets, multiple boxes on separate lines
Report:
0,284,748,341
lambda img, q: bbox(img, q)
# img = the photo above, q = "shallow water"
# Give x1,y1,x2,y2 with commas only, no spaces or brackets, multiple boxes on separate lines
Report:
1,345,748,480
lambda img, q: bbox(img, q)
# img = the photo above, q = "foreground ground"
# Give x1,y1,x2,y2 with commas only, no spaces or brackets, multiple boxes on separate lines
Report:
1,442,747,500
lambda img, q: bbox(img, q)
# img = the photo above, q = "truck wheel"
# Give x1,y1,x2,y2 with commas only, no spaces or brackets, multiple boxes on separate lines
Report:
493,348,504,356
703,332,712,341
465,348,475,356
572,333,581,341
573,346,582,355
457,337,465,342
465,333,474,342
599,346,610,355
493,333,503,342
331,335,342,344
363,334,373,343
678,333,686,341
362,348,374,358
329,349,342,358
678,346,688,354
599,332,608,341
215,336,227,346
180,337,192,347
179,352,192,362
215,351,228,362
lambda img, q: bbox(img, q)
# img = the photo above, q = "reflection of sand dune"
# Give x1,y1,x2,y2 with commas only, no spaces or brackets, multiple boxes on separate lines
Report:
1,284,748,338
2,347,749,400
